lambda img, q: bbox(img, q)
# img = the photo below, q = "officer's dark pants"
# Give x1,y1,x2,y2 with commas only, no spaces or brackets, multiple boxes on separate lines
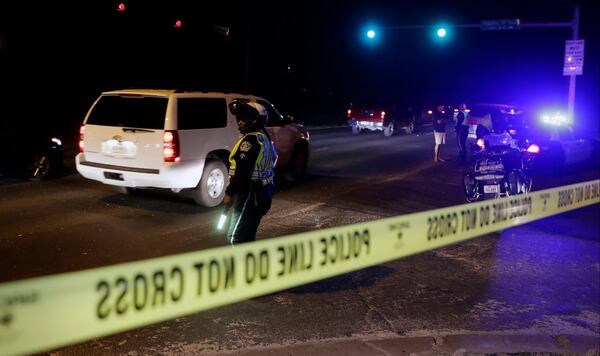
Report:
457,127,469,163
227,182,273,245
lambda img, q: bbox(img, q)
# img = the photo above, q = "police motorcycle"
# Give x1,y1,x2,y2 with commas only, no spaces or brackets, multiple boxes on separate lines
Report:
463,131,540,202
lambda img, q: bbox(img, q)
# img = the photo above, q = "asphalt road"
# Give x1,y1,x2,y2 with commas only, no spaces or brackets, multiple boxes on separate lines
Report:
1,126,598,354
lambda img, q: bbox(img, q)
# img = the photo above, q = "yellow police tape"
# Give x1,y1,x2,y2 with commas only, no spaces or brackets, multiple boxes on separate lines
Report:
1,180,599,355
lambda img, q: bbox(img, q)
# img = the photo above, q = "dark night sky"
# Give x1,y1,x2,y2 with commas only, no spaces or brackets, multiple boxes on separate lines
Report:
1,0,598,133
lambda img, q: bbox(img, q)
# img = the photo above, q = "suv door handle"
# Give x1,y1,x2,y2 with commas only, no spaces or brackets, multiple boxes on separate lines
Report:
122,128,154,133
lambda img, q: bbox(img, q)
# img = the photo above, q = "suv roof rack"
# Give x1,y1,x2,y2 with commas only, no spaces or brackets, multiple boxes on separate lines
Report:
169,89,252,96
174,88,207,93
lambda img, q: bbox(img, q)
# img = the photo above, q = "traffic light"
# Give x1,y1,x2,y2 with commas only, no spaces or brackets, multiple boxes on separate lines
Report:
432,24,451,43
116,2,126,12
362,25,380,45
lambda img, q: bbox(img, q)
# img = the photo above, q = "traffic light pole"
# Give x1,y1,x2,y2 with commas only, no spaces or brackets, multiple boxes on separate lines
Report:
380,5,581,121
383,24,479,30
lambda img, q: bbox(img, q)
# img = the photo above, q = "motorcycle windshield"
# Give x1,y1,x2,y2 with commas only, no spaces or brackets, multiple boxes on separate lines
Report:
484,133,513,148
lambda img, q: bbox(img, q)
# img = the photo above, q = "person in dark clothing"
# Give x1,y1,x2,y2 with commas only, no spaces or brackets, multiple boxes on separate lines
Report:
433,105,447,162
223,101,278,245
455,102,469,164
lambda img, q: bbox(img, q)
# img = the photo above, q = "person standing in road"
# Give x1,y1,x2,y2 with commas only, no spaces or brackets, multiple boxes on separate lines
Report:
433,104,447,162
223,101,278,245
455,102,469,164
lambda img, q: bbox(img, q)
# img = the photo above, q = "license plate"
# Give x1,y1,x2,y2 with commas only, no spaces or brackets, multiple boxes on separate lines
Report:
484,185,499,193
102,139,137,157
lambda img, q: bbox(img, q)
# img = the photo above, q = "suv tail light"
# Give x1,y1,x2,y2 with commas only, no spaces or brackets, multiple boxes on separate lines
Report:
347,109,352,117
380,111,386,119
78,125,85,153
163,130,180,162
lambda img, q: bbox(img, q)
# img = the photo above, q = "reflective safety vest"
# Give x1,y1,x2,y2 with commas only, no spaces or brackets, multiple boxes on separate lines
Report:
229,131,278,186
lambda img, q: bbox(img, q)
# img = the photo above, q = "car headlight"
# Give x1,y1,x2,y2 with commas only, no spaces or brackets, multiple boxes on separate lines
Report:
51,137,63,146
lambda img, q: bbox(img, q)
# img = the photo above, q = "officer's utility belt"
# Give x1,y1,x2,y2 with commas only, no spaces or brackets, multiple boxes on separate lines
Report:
251,178,273,187
251,171,274,186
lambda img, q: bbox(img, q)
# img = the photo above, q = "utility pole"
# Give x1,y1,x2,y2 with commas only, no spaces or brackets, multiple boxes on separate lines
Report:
567,6,580,122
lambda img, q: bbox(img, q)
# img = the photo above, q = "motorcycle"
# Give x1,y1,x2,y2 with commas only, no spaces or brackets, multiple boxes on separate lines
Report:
463,132,540,202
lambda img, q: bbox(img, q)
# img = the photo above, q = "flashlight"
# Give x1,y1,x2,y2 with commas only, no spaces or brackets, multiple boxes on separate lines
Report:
217,212,228,230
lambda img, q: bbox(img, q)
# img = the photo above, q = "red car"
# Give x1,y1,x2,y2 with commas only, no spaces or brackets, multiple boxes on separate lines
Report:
347,102,415,136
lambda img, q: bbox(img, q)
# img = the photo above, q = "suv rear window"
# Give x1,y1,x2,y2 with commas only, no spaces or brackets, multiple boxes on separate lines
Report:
87,95,168,129
177,98,227,129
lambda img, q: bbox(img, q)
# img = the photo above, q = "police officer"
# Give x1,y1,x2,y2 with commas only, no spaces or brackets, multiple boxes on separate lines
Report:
223,101,278,245
455,102,469,164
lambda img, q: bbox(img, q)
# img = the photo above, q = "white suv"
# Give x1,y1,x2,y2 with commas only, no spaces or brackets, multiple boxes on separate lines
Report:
76,89,310,207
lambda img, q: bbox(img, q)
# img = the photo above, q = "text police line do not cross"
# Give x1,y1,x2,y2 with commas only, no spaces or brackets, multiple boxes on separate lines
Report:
94,230,371,320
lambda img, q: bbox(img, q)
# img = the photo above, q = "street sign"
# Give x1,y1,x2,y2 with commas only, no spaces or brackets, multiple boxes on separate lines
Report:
480,19,520,31
563,39,584,76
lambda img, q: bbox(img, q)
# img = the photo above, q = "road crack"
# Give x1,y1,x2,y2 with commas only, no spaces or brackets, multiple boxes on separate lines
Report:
350,272,399,335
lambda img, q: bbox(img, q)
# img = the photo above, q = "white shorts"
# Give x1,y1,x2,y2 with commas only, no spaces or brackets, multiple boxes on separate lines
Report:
434,131,446,145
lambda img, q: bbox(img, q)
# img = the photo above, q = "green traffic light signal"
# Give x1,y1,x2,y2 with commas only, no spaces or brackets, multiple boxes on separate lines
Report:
362,25,380,45
432,24,451,43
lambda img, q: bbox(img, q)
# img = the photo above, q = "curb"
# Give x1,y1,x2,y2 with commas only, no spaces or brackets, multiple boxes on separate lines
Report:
221,334,600,355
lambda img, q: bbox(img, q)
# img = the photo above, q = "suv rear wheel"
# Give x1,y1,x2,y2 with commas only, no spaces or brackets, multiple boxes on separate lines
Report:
191,160,227,207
